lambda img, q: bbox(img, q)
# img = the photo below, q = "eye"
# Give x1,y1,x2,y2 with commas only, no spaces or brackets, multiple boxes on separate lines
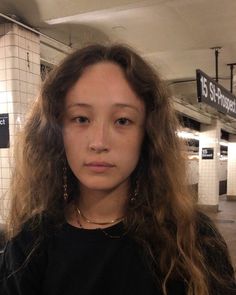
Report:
116,117,131,126
73,116,89,124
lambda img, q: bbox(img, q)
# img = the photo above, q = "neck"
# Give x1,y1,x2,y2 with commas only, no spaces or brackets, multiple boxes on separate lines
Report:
76,183,129,225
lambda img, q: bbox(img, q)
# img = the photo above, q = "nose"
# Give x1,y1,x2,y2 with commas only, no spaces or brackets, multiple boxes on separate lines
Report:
88,121,110,153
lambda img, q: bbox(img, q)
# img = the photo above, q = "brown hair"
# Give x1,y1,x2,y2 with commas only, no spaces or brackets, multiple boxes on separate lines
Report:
7,44,235,295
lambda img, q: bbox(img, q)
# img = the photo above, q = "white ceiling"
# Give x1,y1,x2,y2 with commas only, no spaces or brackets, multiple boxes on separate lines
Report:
1,0,236,99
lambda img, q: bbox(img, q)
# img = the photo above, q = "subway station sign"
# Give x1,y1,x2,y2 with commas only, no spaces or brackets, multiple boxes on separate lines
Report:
0,113,10,148
196,69,236,119
202,147,214,160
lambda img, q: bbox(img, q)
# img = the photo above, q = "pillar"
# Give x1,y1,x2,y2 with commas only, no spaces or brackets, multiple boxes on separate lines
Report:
198,119,221,212
0,22,41,223
227,134,236,201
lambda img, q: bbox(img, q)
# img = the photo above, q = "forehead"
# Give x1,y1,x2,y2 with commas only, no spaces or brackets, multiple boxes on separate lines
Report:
65,62,145,112
78,61,126,83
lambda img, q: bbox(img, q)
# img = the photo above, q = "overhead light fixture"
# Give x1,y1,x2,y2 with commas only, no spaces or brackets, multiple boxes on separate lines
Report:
177,130,199,140
46,7,124,25
220,141,228,146
46,4,139,25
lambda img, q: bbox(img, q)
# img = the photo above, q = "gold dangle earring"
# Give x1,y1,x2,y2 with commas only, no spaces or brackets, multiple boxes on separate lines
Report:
130,179,139,205
63,164,69,202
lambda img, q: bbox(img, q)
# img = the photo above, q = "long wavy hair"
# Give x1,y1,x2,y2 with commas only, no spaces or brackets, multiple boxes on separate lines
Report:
7,44,234,295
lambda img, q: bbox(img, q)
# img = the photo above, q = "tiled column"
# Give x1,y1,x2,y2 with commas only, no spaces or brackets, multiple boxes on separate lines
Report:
0,22,40,223
227,134,236,201
233,73,236,95
198,119,221,211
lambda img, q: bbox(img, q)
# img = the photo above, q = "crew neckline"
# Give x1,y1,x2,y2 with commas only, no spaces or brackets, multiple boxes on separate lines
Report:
63,220,126,241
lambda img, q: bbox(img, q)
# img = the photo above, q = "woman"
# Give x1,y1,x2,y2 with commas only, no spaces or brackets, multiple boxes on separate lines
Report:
0,44,235,295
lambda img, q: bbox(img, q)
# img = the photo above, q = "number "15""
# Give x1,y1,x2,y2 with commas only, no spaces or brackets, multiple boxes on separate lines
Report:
200,76,208,98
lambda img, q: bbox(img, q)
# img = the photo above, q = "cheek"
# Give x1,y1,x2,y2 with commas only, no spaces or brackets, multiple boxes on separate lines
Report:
63,132,72,156
63,131,83,163
119,134,143,165
130,129,144,152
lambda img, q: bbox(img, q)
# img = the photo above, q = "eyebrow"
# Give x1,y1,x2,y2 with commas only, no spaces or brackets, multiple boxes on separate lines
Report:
114,103,140,113
67,103,92,109
67,102,140,113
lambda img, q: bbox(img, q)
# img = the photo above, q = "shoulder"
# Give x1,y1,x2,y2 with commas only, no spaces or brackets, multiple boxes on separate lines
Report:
0,214,54,294
195,211,221,238
1,212,53,274
195,211,236,293
195,211,229,257
10,212,53,247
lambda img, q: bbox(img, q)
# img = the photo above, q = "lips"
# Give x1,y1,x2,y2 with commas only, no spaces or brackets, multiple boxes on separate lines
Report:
84,161,115,173
85,162,115,167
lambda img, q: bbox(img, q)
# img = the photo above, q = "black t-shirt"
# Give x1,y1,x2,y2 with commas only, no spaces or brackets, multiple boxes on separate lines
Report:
0,213,235,295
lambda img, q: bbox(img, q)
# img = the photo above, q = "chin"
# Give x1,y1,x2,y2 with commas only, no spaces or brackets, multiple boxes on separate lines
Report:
80,185,117,193
78,175,129,193
79,179,118,192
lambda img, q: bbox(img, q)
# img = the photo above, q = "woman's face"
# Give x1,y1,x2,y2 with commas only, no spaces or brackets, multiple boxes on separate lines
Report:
62,62,145,194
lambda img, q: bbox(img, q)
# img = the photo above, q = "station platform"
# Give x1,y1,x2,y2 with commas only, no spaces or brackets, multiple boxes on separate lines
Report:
206,196,236,269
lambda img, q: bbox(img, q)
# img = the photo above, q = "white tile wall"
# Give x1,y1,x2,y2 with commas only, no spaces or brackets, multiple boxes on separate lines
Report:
0,48,5,59
2,178,10,189
19,70,27,82
219,160,227,181
4,34,18,47
33,52,40,64
227,135,236,195
0,92,7,102
6,57,19,69
0,103,8,113
0,35,4,46
18,47,27,60
18,36,26,49
0,58,5,70
5,46,19,58
19,81,27,92
198,119,221,206
0,81,6,91
187,159,199,184
0,23,40,223
0,69,5,80
7,91,20,103
6,68,20,80
0,26,4,36
19,58,28,71
6,80,20,91
10,24,19,35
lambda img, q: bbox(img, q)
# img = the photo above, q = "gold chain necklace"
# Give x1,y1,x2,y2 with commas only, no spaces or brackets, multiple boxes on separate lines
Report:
75,205,126,239
75,206,125,226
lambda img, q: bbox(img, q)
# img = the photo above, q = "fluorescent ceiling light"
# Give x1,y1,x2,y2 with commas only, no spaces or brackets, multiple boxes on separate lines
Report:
46,11,112,25
45,1,159,25
46,5,139,25
220,141,228,146
177,130,199,140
